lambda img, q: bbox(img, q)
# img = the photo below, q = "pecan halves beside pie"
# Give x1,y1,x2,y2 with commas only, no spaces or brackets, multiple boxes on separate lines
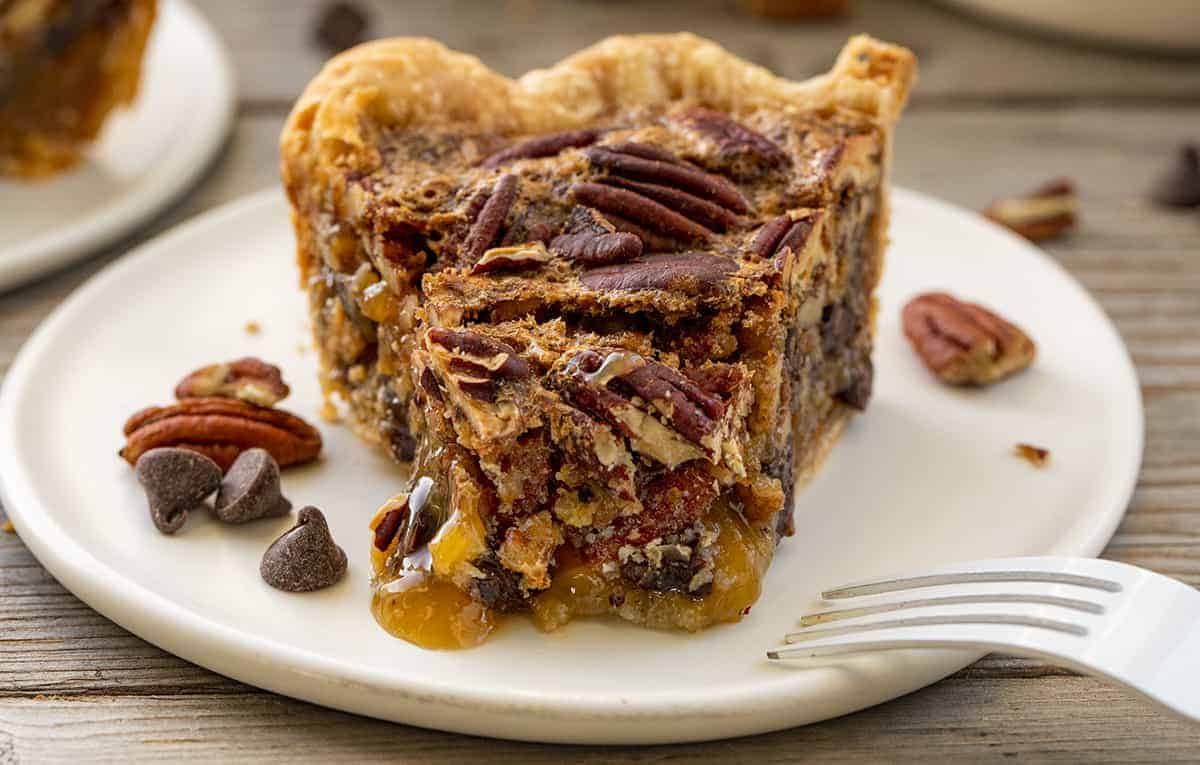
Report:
549,206,642,266
679,106,789,170
463,173,519,262
902,293,1036,386
984,178,1077,242
121,398,322,471
175,357,290,407
479,129,603,167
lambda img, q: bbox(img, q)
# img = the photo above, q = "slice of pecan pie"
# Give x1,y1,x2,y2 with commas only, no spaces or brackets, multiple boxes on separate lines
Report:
282,33,915,648
0,0,156,178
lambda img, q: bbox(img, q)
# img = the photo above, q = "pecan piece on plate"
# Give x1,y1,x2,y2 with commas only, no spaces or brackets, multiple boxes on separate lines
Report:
549,206,643,266
121,398,322,471
469,240,553,275
579,251,736,295
175,357,290,407
678,106,789,169
480,128,603,167
984,178,1077,242
902,292,1036,386
1013,443,1050,469
558,349,744,470
463,173,519,262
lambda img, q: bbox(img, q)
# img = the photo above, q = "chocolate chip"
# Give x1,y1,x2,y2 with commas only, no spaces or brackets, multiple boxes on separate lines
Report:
579,252,737,294
313,2,370,54
135,448,222,534
214,448,292,523
1151,144,1200,209
260,507,347,592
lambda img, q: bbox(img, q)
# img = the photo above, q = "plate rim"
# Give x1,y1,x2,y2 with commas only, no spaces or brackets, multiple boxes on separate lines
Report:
0,0,236,292
0,187,1144,742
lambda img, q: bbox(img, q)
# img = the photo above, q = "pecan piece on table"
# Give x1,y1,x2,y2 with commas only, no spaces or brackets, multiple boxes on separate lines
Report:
121,397,322,471
678,106,788,169
479,128,603,167
983,178,1077,242
469,240,553,275
462,173,519,262
902,292,1036,386
579,251,736,295
559,348,729,468
175,357,290,407
549,206,642,266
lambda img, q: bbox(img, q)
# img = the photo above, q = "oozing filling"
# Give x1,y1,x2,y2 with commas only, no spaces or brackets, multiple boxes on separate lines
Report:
296,102,883,648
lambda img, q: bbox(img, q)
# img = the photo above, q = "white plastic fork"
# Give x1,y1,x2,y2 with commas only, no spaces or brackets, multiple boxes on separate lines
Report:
768,556,1200,722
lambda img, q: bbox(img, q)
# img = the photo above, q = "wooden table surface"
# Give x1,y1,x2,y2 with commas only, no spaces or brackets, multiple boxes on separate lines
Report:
3,1,1200,760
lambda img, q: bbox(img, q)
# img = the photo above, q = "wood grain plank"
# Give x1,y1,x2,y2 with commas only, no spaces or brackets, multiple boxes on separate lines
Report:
3,678,1200,763
188,0,1200,105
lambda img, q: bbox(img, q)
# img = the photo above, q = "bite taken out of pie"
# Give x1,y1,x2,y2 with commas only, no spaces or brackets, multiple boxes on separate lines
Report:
281,33,916,648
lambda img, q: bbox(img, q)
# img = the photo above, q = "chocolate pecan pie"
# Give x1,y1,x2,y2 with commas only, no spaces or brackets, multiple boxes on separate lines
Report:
282,33,916,648
1,0,156,178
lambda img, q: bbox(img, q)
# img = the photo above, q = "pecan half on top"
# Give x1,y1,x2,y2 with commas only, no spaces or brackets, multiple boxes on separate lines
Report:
462,174,519,263
175,357,290,407
420,327,535,443
902,293,1036,386
549,206,642,267
121,398,322,471
678,106,789,171
984,178,1077,242
479,128,603,168
557,349,750,473
574,142,749,248
579,251,737,295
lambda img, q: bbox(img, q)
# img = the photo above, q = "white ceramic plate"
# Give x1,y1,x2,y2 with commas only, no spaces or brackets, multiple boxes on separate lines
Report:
0,0,234,292
940,0,1200,52
0,188,1142,744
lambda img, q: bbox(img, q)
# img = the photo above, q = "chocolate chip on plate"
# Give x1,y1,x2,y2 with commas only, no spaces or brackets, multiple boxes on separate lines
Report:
1150,144,1200,209
313,2,370,54
260,507,347,592
135,448,222,534
214,448,292,523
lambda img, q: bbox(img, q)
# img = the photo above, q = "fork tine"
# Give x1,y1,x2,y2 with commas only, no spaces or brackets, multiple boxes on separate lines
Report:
783,613,1087,646
822,570,1122,600
800,593,1103,626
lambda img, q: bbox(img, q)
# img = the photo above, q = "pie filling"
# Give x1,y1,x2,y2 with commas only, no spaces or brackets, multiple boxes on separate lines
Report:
0,0,156,178
283,34,914,649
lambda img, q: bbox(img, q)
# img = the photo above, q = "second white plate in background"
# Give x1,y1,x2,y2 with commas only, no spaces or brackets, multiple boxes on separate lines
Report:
0,0,235,292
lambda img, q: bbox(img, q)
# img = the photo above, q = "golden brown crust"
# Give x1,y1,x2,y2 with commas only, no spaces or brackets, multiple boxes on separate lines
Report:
280,33,916,215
